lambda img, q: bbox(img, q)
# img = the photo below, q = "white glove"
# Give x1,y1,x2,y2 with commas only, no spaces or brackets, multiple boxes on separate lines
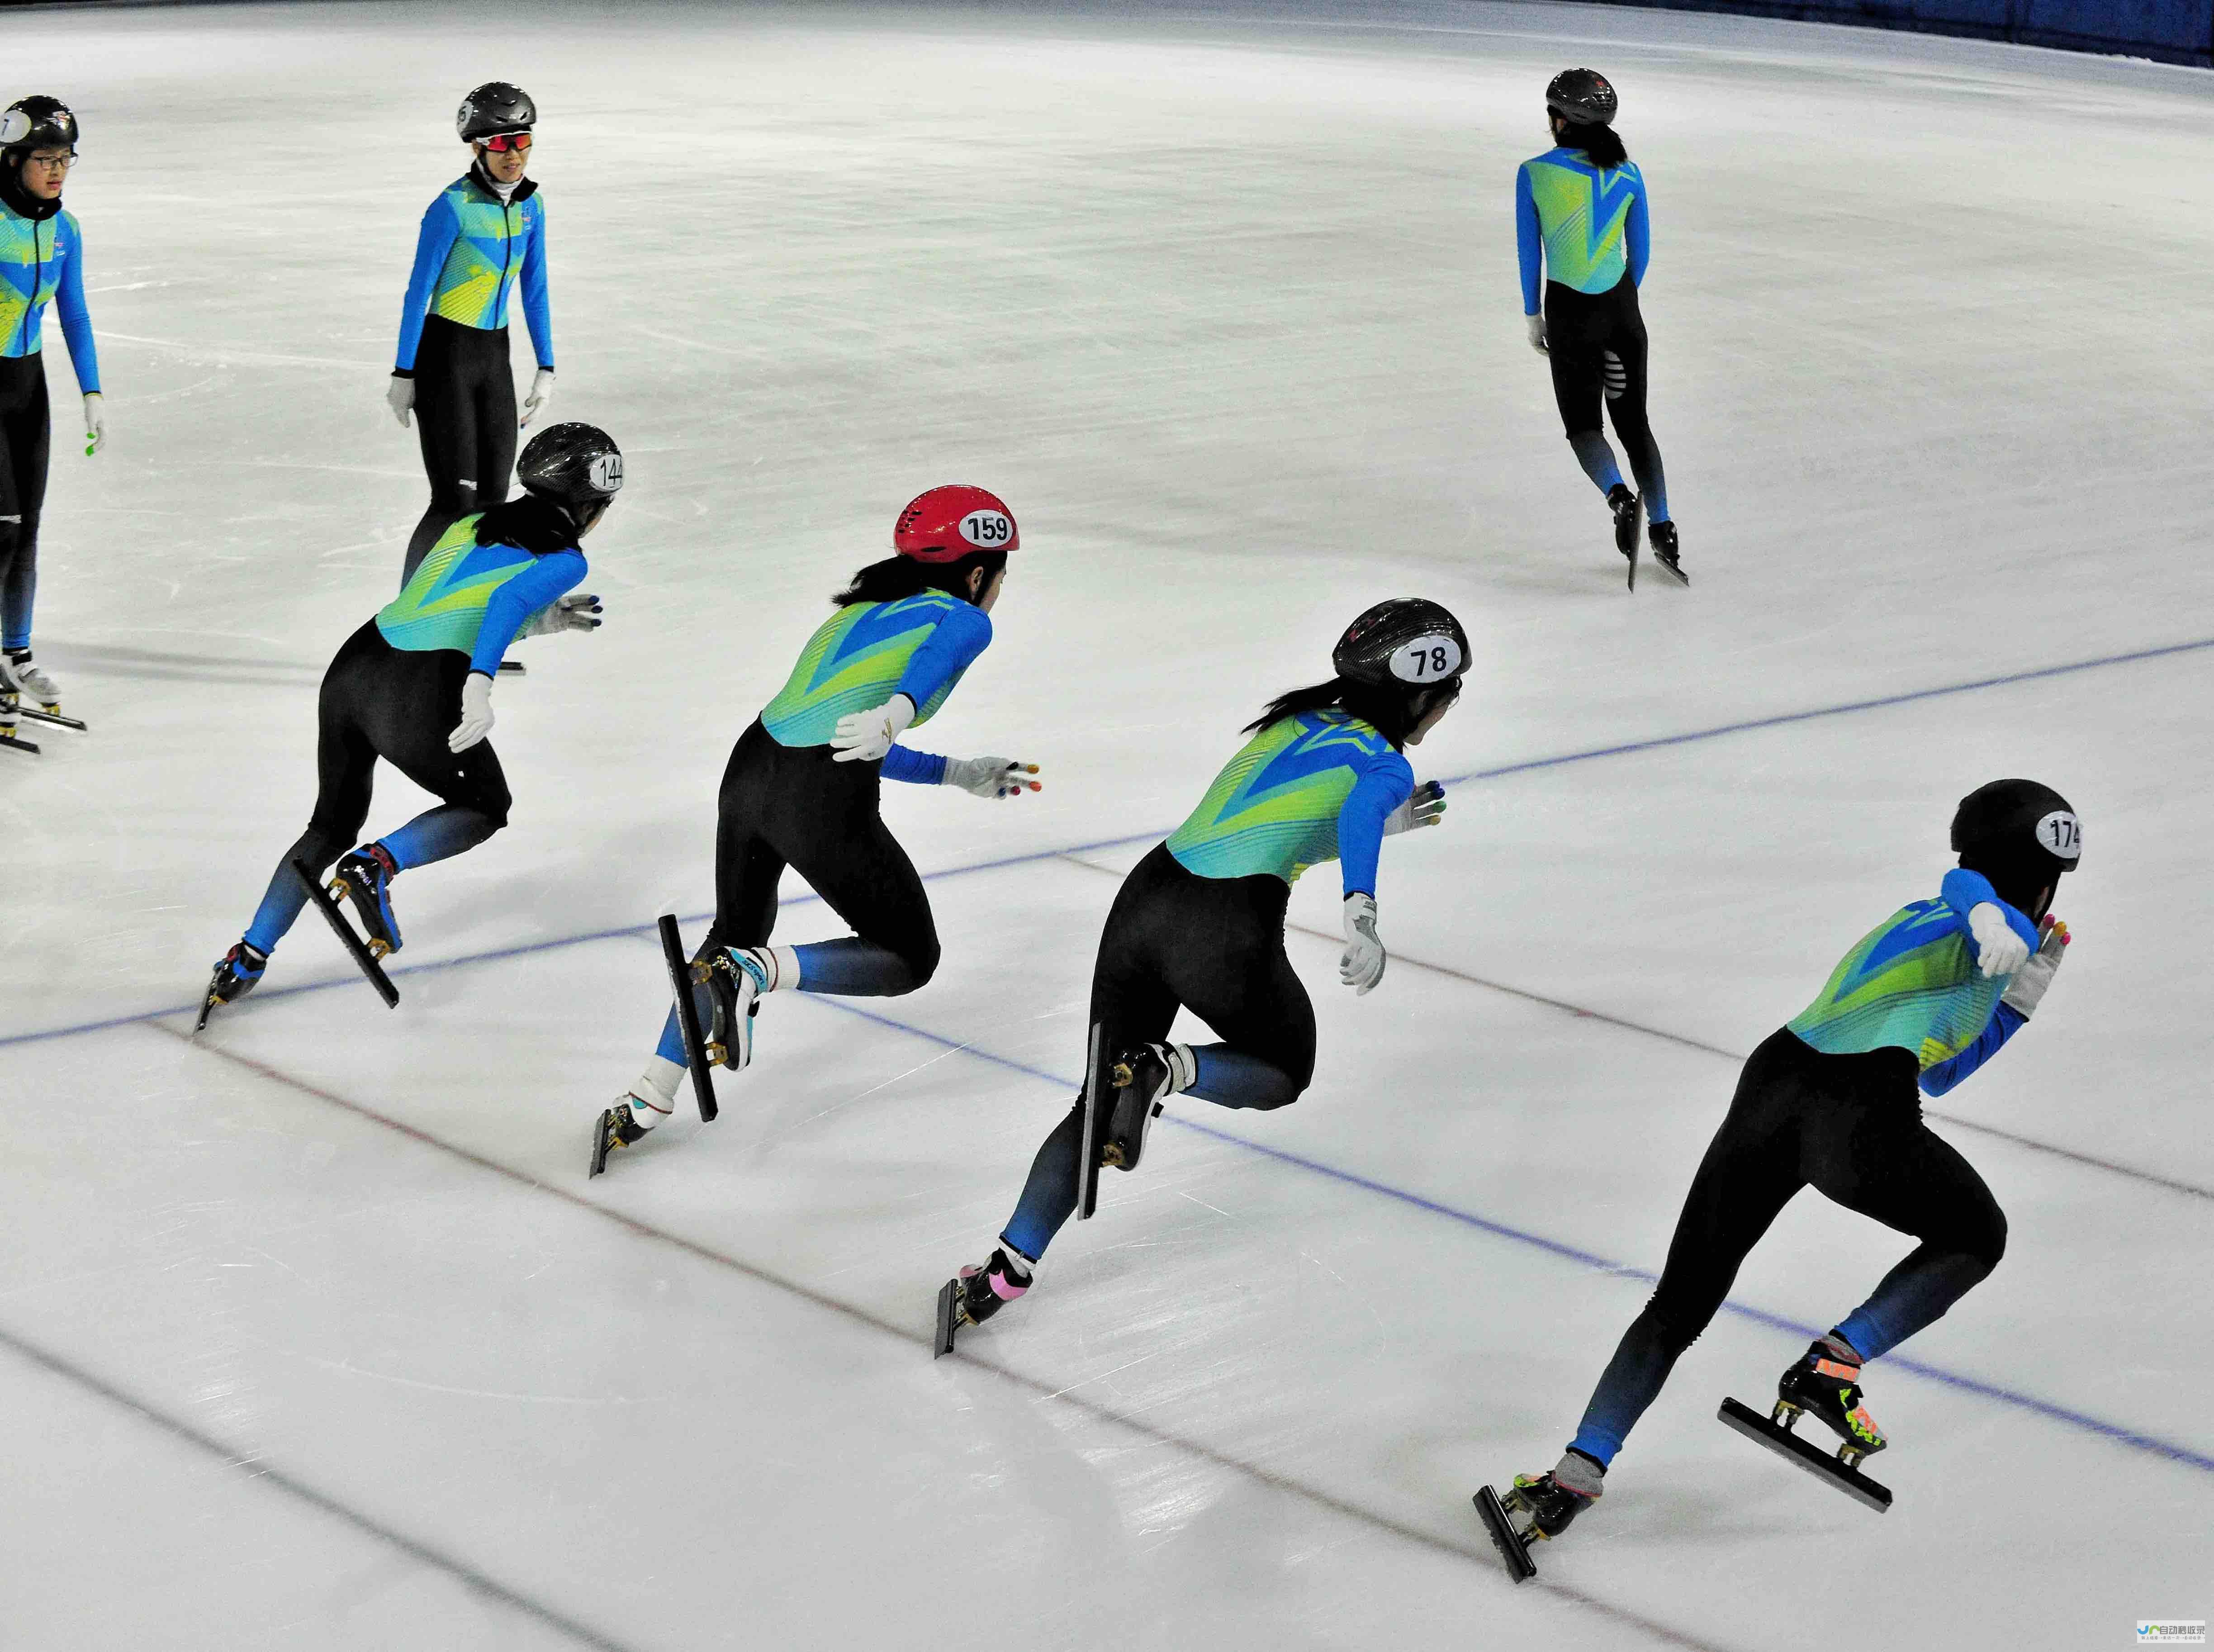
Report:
387,375,415,429
1525,313,1548,356
1382,779,1446,837
1967,902,2030,979
1340,893,1386,995
448,671,495,753
518,593,602,638
520,367,555,428
82,392,104,456
830,694,915,763
2001,917,2070,1017
942,756,1042,799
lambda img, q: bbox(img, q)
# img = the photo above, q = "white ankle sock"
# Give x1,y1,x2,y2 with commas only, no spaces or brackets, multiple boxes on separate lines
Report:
629,1059,683,1128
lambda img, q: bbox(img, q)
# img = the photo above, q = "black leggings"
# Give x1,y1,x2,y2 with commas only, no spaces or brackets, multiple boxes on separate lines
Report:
403,316,516,580
1570,1028,2008,1464
1544,274,1668,520
0,354,51,652
1000,844,1316,1261
243,622,512,952
700,718,940,992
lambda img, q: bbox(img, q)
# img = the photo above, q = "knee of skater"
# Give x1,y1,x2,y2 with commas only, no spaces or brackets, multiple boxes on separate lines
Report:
1247,1071,1310,1112
904,938,941,990
482,790,512,831
1975,1209,2009,1272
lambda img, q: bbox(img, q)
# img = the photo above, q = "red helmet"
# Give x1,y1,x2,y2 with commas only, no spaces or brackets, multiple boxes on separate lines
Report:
892,484,1019,563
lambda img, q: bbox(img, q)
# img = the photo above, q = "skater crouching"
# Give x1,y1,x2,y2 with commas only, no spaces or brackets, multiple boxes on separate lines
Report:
592,485,1042,1175
1478,780,2081,1574
200,423,619,1022
938,599,1464,1351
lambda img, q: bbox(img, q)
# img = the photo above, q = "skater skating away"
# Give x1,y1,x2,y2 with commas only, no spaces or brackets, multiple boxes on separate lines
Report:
0,96,103,745
938,600,1461,1351
388,82,555,581
592,485,1041,1175
199,423,618,1023
1477,780,2081,1577
1515,69,1683,587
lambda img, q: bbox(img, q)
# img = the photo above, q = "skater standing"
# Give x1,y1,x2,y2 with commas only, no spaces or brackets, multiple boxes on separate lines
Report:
388,82,555,580
1477,781,2081,1568
1515,69,1683,586
937,599,1462,1347
0,95,103,739
591,485,1043,1175
199,423,619,1022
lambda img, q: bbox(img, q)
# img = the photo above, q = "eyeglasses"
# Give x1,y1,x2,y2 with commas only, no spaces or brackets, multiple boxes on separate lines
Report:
479,132,532,153
25,153,76,171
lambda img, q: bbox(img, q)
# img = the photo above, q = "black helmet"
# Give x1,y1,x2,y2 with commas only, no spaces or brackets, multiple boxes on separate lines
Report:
457,82,536,142
2,95,79,161
1545,68,1618,127
1951,779,2080,912
517,422,622,507
1332,598,1468,694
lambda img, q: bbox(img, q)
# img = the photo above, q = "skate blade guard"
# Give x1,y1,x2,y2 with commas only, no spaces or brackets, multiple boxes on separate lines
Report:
656,914,719,1122
1472,1485,1538,1583
1718,1397,1892,1511
292,860,399,1007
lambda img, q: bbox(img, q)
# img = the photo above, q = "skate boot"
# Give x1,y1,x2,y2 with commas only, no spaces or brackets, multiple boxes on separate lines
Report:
1648,520,1688,586
698,947,773,1071
1099,1042,1181,1173
1607,484,1642,560
197,942,268,1030
955,1248,1031,1329
588,1095,654,1177
1503,1452,1604,1542
1775,1337,1886,1466
328,844,403,957
2,651,59,713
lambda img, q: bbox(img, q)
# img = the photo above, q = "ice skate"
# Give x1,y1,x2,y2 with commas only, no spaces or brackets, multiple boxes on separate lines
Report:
588,1095,654,1177
1717,1336,1894,1510
1474,1452,1603,1583
699,947,771,1071
1607,484,1641,559
1099,1042,1175,1173
1648,520,1688,586
1,652,61,714
195,942,267,1031
1774,1338,1886,1465
934,1247,1032,1357
328,844,403,956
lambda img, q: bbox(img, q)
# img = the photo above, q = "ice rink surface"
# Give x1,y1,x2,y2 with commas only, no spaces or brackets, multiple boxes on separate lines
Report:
2,0,2209,1645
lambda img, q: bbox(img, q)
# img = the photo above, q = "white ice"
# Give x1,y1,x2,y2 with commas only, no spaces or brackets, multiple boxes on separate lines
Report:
2,1,2209,1647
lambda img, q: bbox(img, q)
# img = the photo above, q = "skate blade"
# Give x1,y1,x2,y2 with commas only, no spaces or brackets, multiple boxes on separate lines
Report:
588,1110,621,1178
933,1278,961,1358
1472,1486,1538,1583
1718,1396,1892,1512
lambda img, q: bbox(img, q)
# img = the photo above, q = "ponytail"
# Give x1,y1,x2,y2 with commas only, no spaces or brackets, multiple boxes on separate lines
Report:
1244,676,1428,750
1559,119,1627,170
832,549,1006,608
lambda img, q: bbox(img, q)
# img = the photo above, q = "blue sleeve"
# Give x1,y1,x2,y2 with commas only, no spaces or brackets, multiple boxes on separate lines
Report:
1515,166,1542,315
519,200,553,370
54,217,99,394
1919,1002,2027,1097
880,745,948,785
394,197,457,373
1337,752,1416,900
1940,867,2039,951
469,549,586,676
893,602,992,710
1626,169,1651,288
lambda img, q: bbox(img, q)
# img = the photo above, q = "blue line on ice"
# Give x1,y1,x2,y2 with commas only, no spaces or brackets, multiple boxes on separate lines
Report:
10,631,2209,1051
820,992,2214,1479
